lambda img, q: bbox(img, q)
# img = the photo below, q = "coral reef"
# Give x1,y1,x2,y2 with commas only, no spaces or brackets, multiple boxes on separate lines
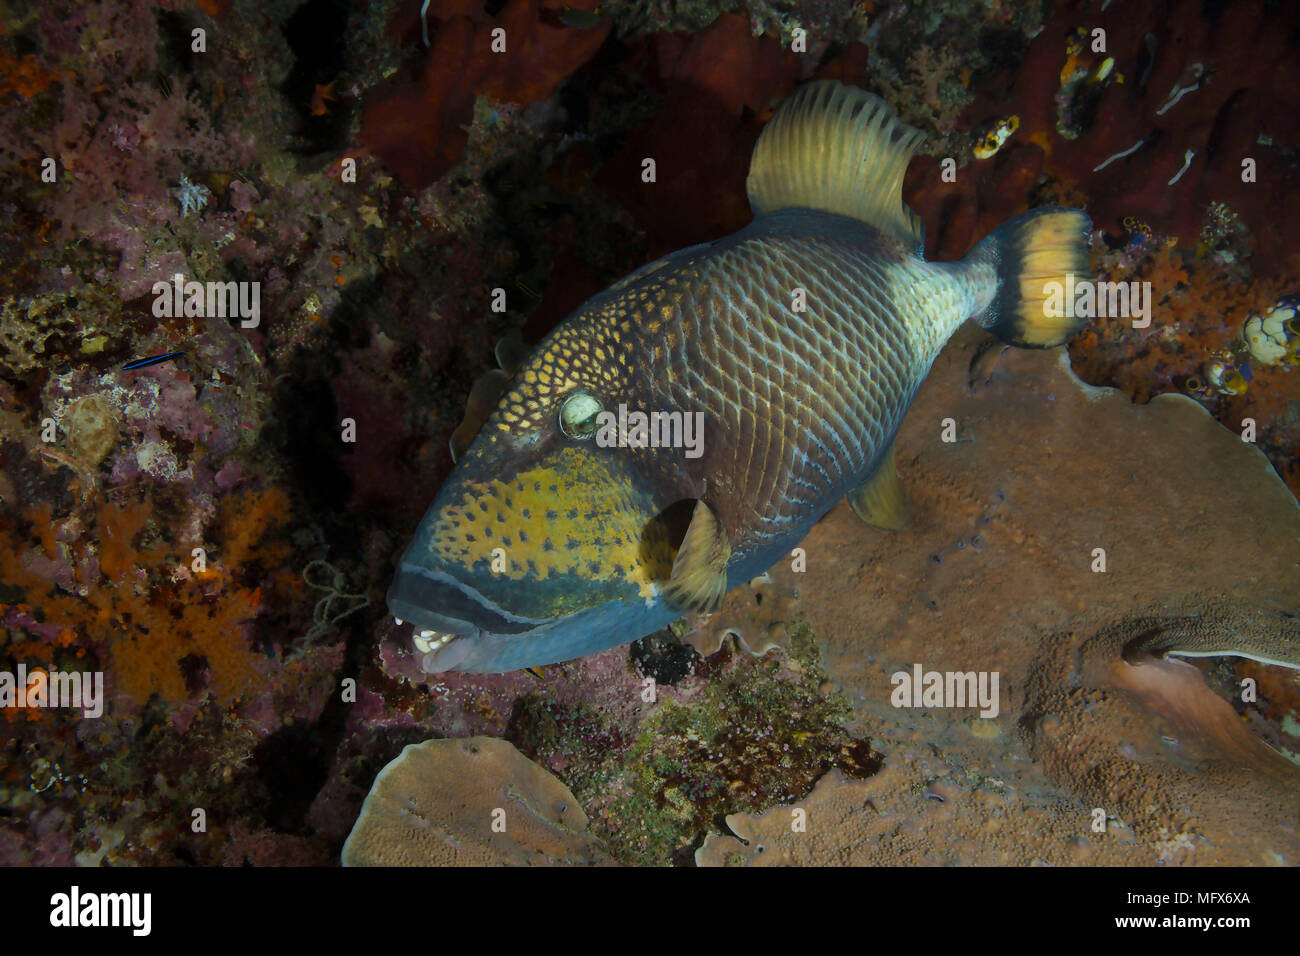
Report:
361,0,611,189
342,736,611,865
0,0,1295,870
1070,239,1300,498
504,642,880,865
687,331,1299,865
908,0,1300,272
0,486,292,714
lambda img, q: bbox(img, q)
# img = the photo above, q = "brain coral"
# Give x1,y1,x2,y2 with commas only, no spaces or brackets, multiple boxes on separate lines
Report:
342,737,613,866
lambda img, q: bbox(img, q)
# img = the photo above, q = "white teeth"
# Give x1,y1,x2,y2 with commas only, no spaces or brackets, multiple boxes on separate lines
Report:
394,617,405,626
412,629,458,654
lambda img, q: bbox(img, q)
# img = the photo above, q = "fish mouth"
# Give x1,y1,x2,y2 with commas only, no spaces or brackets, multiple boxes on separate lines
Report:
387,563,547,672
407,626,476,672
388,559,687,673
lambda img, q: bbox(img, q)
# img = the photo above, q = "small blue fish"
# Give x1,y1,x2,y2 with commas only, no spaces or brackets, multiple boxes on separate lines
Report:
557,5,606,29
122,350,187,371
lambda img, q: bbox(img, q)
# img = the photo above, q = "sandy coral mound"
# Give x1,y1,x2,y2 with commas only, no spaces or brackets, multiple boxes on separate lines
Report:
694,328,1299,865
697,765,1120,866
342,736,613,866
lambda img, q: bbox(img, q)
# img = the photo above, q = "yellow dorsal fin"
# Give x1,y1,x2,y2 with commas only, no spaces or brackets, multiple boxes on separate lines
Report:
847,441,909,531
662,500,731,613
746,81,926,250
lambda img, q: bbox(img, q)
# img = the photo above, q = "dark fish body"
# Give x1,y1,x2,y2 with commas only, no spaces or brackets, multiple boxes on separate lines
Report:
389,81,1092,673
620,209,989,567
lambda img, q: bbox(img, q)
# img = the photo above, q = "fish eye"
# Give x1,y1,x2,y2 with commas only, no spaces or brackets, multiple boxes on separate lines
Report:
558,391,604,439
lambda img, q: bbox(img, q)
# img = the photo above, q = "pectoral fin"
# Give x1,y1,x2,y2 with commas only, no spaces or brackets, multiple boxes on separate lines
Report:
449,368,511,463
449,330,535,462
494,328,531,376
848,442,909,531
663,500,731,613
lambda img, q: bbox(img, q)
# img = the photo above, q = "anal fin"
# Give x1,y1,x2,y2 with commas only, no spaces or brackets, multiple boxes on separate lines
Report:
663,500,730,613
848,442,909,531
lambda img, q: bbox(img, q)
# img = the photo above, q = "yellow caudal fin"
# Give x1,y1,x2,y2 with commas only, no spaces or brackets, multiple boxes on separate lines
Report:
746,81,926,251
972,207,1093,348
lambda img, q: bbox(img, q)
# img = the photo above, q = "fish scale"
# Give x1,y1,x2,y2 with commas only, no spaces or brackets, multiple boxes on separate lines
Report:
651,210,944,555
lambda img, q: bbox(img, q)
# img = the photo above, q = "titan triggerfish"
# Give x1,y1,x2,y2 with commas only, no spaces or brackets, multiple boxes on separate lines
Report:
388,80,1092,673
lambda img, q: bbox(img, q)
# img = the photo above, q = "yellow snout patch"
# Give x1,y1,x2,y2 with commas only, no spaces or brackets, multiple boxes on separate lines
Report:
425,445,674,602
